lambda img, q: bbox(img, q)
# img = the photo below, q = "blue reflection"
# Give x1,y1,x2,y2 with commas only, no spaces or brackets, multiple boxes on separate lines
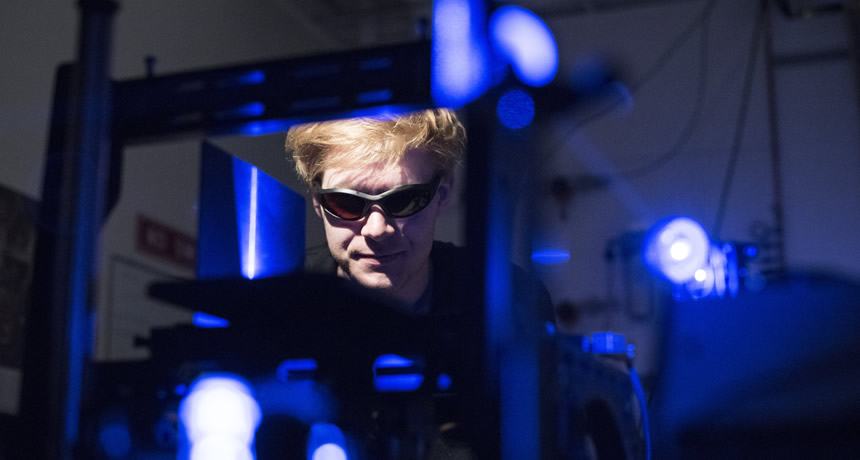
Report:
373,354,424,392
496,89,534,129
531,249,570,264
489,6,558,87
193,312,230,328
237,70,265,85
436,373,452,391
432,0,490,107
232,159,305,279
307,423,348,460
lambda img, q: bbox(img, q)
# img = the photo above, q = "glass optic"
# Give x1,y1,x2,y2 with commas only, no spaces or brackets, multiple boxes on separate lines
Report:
316,175,441,221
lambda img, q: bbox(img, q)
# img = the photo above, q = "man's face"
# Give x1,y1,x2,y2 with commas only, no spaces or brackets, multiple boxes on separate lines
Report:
313,148,452,304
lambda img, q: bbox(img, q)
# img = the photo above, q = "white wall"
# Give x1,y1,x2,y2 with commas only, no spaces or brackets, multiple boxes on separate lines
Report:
530,0,859,376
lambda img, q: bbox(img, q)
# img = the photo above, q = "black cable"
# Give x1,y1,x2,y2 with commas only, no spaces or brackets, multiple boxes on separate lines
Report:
712,1,766,240
619,12,710,180
543,0,718,164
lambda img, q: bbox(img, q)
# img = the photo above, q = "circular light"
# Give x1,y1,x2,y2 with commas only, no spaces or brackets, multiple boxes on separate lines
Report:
669,240,691,261
489,6,558,87
642,216,710,284
694,269,707,282
179,376,261,445
496,89,535,129
312,443,348,460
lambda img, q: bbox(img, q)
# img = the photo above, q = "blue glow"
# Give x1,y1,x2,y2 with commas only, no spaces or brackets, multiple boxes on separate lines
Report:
432,0,490,107
193,312,230,328
238,70,265,85
233,157,305,279
496,89,535,129
489,6,558,87
307,423,348,460
642,216,710,284
246,167,259,279
436,373,452,391
745,245,758,258
277,359,318,382
237,119,295,136
531,248,570,264
99,421,131,458
175,384,188,395
373,354,424,392
238,102,265,117
374,354,413,368
179,375,261,460
356,89,393,104
545,322,556,335
312,444,348,460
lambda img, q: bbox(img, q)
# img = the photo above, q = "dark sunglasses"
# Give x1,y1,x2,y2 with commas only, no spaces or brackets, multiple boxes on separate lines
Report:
315,174,442,221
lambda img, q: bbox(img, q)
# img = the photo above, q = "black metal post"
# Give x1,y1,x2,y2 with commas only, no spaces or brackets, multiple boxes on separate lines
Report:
19,1,117,458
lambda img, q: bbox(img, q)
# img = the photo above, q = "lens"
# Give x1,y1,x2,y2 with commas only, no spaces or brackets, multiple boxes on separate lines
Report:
321,193,366,220
384,189,430,217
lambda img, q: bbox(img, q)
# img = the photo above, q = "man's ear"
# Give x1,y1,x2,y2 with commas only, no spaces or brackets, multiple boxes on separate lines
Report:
311,195,323,218
436,173,454,209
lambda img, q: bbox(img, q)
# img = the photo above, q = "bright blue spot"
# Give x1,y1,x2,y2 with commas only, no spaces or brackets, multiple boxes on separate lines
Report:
238,70,266,85
374,354,413,368
373,355,423,392
642,216,710,284
193,312,230,328
179,375,261,449
432,0,490,107
175,384,188,396
489,6,558,87
745,245,758,258
99,422,131,458
545,322,556,336
496,89,534,129
237,119,294,136
356,89,393,104
436,373,452,391
238,102,265,117
307,423,348,460
531,249,570,264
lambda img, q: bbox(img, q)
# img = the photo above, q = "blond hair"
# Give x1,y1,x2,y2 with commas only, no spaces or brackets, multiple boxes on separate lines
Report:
286,108,465,185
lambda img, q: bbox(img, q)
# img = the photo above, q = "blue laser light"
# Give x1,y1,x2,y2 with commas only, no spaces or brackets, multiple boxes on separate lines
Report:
179,375,261,460
489,6,558,87
642,216,710,284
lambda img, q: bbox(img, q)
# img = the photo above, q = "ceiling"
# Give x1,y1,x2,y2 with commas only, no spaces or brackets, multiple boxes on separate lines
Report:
273,0,706,49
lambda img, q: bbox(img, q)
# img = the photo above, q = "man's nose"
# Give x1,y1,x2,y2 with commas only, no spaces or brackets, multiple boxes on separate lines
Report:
360,206,394,240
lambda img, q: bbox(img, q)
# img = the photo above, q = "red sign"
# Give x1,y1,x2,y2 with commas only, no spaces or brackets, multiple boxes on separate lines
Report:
136,215,196,270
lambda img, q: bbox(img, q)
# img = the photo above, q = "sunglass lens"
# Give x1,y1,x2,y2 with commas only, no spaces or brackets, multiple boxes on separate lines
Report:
385,189,431,217
322,193,366,220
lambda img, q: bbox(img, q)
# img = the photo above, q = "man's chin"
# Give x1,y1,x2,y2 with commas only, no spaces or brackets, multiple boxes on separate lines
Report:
352,272,397,292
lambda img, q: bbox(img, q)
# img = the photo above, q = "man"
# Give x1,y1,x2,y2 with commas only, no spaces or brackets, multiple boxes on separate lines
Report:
285,108,553,458
286,108,552,323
